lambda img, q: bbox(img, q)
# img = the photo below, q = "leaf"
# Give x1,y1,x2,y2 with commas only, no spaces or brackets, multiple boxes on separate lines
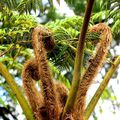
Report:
49,62,71,89
57,0,60,5
32,0,37,13
38,0,44,12
112,20,120,40
0,83,17,104
48,0,53,7
0,97,7,108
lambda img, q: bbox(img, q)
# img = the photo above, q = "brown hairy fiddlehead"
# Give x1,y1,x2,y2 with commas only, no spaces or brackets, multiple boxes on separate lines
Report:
22,59,44,120
73,23,112,120
22,26,69,120
22,23,112,120
32,27,60,120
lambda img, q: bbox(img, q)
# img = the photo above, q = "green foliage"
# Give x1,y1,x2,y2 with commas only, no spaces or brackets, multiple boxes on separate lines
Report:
0,14,101,71
0,82,17,104
65,0,87,15
0,0,62,23
109,2,120,21
49,62,71,89
91,10,109,23
65,0,109,15
65,0,119,15
0,10,38,28
0,0,54,14
0,9,38,46
0,1,119,119
0,97,7,108
0,0,19,10
17,0,44,14
46,16,83,31
112,20,120,41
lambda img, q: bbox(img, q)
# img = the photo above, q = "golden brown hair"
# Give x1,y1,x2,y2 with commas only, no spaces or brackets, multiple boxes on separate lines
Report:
74,23,112,120
22,27,69,120
22,23,112,120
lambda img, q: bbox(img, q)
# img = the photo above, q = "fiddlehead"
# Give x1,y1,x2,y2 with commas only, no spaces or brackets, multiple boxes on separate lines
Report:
74,23,112,120
22,23,111,120
32,27,60,120
22,59,44,120
22,26,69,120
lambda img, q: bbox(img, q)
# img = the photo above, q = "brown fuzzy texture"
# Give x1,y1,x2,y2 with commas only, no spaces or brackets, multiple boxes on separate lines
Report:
22,23,112,120
22,26,70,120
22,59,69,120
55,83,69,109
32,27,60,120
73,23,112,120
22,59,44,120
22,59,69,119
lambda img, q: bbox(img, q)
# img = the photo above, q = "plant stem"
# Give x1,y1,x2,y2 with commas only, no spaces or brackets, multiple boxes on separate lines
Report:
68,44,77,52
62,0,95,118
0,62,34,120
84,55,120,120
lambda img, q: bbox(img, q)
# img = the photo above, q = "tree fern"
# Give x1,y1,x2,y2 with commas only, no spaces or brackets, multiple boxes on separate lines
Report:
17,0,44,14
0,0,18,10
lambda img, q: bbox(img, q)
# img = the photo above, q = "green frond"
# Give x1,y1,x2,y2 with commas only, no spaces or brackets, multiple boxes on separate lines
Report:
17,0,43,14
0,83,17,104
49,62,71,89
48,0,53,7
91,10,109,23
112,19,120,40
91,0,120,23
16,0,56,14
0,98,7,108
48,43,75,70
46,16,84,31
0,0,18,10
0,14,101,70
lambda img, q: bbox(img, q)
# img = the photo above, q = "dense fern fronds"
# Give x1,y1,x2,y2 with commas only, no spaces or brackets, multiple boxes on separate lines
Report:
17,0,44,14
112,20,120,41
92,0,120,21
0,14,101,70
0,0,59,15
0,0,19,10
0,15,100,46
109,0,120,18
46,16,84,30
49,62,71,89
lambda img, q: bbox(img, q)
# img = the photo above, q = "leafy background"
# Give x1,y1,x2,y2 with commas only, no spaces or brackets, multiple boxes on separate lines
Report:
0,0,120,120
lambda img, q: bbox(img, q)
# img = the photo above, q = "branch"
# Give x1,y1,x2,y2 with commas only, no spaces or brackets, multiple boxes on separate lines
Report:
84,55,120,119
62,0,95,118
0,44,16,57
0,62,34,120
